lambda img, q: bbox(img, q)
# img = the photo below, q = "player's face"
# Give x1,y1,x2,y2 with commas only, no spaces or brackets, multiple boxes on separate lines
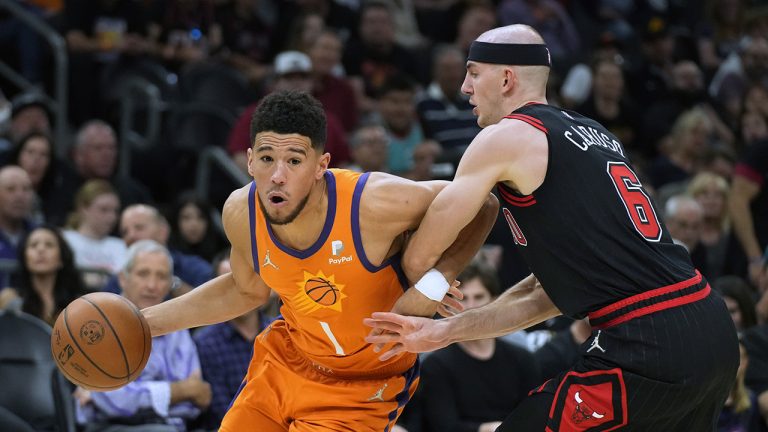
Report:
462,61,506,128
24,228,62,275
458,277,493,310
248,131,329,225
120,251,172,309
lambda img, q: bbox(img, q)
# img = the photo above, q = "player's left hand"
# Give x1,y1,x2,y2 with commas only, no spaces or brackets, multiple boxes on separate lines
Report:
364,313,451,361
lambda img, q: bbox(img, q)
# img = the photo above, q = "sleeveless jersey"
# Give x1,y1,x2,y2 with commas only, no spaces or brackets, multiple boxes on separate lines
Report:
498,104,695,318
248,169,415,377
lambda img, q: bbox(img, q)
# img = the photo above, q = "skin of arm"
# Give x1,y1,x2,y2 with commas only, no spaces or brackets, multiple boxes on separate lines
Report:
729,175,763,281
360,173,499,317
365,274,561,360
142,187,272,336
403,121,547,282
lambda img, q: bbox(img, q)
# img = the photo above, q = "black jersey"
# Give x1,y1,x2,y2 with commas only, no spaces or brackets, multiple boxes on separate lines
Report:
498,103,694,318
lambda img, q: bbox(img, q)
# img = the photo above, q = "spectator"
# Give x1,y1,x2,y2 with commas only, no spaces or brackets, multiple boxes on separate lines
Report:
718,341,762,432
6,91,52,148
405,139,443,181
715,276,758,335
688,172,747,280
576,57,640,159
67,120,152,210
167,192,226,263
418,259,542,432
648,108,713,190
342,1,423,108
63,180,126,289
308,30,359,132
628,16,677,110
102,204,213,297
0,225,86,326
226,50,351,173
665,195,708,274
729,138,768,285
214,0,279,85
377,74,424,175
7,131,70,225
147,0,222,72
453,3,496,56
710,37,768,122
193,252,272,430
344,123,390,173
417,44,480,165
0,165,36,287
78,240,210,432
497,0,580,74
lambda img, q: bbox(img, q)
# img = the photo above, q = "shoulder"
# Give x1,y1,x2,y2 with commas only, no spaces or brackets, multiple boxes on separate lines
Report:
223,184,252,233
360,172,447,218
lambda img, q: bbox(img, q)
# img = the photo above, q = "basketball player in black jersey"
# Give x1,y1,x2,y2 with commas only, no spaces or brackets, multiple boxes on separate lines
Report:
365,24,739,431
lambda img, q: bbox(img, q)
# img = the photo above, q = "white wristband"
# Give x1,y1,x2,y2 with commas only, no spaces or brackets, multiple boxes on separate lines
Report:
414,269,450,301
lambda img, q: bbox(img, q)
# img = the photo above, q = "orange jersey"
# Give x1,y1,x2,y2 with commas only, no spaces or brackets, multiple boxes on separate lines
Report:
248,169,416,378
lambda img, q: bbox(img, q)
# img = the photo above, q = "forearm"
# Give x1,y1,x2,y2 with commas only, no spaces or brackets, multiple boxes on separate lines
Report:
143,273,267,337
404,191,489,282
730,198,762,259
443,275,561,343
433,193,499,281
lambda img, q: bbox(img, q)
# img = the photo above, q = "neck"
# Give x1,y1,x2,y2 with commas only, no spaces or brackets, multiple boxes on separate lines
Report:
78,224,103,240
0,216,22,236
32,272,56,298
458,338,496,360
506,95,548,117
270,176,329,250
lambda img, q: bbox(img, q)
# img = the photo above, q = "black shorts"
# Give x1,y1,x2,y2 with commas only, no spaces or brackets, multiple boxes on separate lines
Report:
499,276,739,431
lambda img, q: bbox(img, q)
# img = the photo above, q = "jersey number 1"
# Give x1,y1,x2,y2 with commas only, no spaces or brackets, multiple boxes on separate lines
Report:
607,162,662,242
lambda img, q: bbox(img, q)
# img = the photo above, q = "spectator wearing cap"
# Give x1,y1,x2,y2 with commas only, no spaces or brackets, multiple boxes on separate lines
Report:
627,16,676,109
0,91,52,153
227,51,350,174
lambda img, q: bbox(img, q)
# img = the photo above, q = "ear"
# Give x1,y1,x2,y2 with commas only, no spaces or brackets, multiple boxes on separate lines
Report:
118,272,128,292
501,67,516,94
316,151,331,180
246,148,254,177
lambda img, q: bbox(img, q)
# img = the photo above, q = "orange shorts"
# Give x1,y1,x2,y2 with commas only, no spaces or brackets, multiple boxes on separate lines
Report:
219,320,420,432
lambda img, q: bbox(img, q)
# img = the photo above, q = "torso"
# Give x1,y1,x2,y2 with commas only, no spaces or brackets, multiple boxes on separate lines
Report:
498,104,695,318
248,169,415,376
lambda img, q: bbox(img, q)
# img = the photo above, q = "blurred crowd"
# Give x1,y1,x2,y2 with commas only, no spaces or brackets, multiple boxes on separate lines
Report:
2,0,768,431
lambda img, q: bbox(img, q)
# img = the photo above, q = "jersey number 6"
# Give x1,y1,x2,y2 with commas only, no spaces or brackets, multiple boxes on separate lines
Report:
607,161,662,242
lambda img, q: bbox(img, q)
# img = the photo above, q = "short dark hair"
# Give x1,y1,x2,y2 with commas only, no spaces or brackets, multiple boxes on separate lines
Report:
377,74,416,99
249,91,326,151
457,259,501,297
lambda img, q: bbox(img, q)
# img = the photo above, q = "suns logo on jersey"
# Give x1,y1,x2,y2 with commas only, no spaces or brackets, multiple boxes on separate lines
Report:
292,270,347,314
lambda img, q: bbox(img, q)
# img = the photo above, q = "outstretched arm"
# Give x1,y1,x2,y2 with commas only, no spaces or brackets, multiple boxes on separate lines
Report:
143,187,271,336
365,274,561,360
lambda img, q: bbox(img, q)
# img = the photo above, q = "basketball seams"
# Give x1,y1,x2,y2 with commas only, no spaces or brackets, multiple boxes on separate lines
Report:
114,294,152,378
78,297,132,381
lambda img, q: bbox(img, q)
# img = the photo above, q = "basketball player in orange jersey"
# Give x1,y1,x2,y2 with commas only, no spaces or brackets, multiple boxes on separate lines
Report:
140,90,499,431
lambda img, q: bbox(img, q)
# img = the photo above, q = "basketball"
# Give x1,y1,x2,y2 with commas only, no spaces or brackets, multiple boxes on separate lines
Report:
51,292,152,391
305,278,339,306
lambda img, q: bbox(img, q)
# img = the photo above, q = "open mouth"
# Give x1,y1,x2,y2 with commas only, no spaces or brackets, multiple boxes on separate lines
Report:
267,192,287,205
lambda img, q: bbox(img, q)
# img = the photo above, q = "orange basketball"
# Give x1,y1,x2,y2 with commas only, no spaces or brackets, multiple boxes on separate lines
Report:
51,292,152,391
304,278,339,306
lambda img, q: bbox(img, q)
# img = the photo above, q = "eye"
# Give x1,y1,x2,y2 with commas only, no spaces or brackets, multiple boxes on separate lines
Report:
260,156,273,163
289,158,301,165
